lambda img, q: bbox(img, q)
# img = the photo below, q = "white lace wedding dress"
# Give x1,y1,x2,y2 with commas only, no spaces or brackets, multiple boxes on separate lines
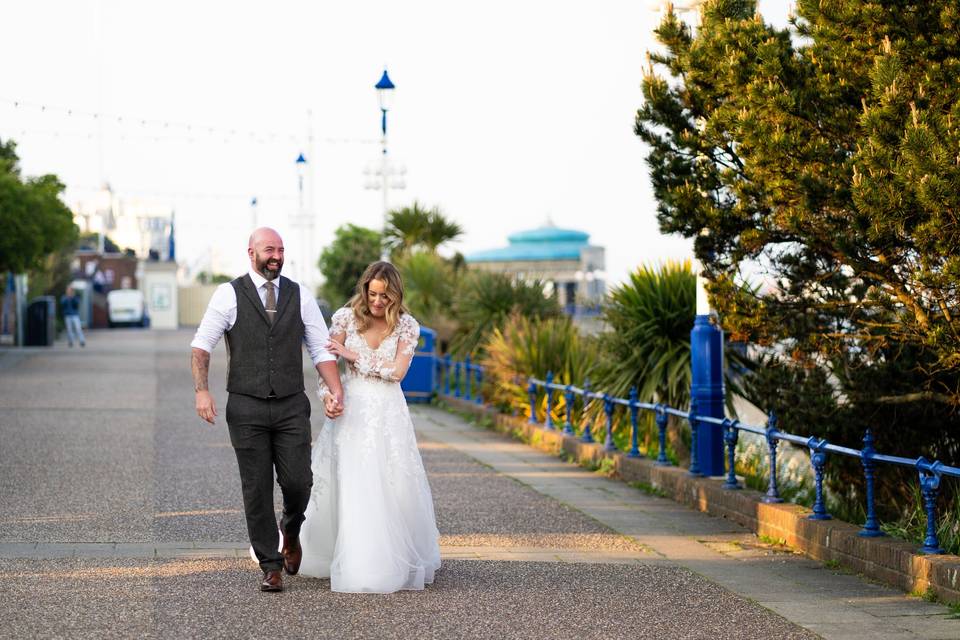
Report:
298,307,441,593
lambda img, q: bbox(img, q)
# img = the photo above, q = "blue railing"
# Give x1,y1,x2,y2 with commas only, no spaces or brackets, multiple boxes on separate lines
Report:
435,360,959,556
436,354,484,404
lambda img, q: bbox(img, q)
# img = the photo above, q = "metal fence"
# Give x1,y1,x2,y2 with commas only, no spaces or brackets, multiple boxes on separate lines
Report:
434,358,959,556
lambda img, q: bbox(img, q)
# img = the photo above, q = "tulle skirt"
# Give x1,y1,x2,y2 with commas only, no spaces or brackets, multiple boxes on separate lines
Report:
298,375,441,593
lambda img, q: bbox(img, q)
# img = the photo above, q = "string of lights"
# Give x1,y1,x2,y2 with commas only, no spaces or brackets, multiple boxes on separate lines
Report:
0,96,377,146
66,183,297,202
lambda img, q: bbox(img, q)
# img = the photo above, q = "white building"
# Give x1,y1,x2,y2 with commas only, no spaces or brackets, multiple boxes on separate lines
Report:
72,184,174,261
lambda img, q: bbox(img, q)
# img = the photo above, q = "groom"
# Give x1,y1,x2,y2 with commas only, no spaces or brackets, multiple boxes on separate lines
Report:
190,227,344,592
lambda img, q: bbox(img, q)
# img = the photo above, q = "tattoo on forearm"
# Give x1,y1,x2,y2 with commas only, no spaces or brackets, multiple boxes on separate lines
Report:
191,349,210,392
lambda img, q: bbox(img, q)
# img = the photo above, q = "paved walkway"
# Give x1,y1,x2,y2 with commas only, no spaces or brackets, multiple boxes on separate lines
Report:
0,329,955,639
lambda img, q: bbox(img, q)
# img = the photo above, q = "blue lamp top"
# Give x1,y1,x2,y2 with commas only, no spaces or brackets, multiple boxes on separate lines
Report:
295,153,306,164
375,69,395,90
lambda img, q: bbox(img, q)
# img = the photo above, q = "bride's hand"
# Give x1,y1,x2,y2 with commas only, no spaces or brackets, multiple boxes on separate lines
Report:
326,339,358,363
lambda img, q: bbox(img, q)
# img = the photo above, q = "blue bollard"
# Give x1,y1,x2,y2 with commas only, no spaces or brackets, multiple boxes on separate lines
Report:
581,379,594,443
563,385,575,436
444,354,451,395
654,404,670,465
454,361,462,398
464,356,472,400
475,366,483,405
627,387,640,458
688,400,702,476
763,411,784,504
917,459,944,554
528,378,538,424
603,394,616,452
807,438,831,520
690,314,725,476
722,418,740,490
545,372,555,430
859,430,883,537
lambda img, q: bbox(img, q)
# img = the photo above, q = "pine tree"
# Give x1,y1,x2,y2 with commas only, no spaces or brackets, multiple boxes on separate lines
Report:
636,1,960,505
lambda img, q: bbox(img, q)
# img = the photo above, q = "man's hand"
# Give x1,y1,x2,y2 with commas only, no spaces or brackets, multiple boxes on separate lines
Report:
196,390,217,424
323,390,344,419
322,394,339,419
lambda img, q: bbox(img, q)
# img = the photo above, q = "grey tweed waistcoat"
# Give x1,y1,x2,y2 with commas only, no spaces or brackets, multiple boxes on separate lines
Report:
225,274,305,399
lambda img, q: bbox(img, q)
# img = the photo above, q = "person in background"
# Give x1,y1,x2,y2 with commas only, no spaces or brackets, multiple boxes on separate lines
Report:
61,286,85,348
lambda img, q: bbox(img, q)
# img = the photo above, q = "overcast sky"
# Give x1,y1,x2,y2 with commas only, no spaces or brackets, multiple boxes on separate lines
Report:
1,0,789,289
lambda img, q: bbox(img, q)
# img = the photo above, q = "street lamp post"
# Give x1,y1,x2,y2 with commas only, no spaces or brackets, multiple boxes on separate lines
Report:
364,68,406,260
648,0,725,477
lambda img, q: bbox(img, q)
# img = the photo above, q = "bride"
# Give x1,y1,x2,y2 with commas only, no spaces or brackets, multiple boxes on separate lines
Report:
297,261,441,593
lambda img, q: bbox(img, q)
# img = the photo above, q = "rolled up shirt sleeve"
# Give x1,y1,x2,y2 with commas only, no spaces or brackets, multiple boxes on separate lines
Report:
190,284,236,353
301,284,336,365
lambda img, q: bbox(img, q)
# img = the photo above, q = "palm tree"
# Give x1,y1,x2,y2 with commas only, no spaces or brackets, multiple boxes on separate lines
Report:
396,250,459,348
383,202,463,257
450,271,560,356
591,260,752,458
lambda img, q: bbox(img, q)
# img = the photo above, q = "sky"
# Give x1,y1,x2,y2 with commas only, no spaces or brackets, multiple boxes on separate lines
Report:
1,0,789,290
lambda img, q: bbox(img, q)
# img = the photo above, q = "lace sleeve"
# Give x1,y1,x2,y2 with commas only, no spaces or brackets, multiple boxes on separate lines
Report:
330,307,351,338
353,314,420,383
397,314,420,358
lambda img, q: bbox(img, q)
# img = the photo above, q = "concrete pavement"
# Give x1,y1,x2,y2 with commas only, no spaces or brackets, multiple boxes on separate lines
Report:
0,329,954,638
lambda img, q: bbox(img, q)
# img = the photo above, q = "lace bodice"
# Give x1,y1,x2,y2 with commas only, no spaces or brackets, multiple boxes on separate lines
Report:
318,308,420,398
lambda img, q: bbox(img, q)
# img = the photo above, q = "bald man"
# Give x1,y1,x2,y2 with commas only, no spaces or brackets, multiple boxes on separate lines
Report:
191,227,344,592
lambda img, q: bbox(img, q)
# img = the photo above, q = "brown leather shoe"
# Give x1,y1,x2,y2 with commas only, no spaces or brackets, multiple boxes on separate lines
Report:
281,532,302,576
260,569,283,592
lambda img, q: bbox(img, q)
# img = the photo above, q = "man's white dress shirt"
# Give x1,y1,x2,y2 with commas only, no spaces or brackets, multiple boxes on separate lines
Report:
190,269,335,366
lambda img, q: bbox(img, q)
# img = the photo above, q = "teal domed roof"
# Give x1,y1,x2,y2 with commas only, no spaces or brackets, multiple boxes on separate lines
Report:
466,223,592,263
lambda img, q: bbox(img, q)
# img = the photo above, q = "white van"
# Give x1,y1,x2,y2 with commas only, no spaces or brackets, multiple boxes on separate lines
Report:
107,289,149,328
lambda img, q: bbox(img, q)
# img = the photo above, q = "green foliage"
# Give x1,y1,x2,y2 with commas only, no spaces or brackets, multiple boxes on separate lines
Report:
451,271,560,356
76,231,122,254
395,250,458,346
383,201,463,258
636,0,960,512
881,481,960,557
317,224,382,307
589,261,752,460
0,139,77,274
195,271,232,285
598,261,696,409
480,314,599,417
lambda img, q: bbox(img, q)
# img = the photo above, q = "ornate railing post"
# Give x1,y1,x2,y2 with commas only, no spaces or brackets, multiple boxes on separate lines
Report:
722,419,740,490
475,366,483,405
628,387,641,458
443,354,451,395
464,356,473,401
527,378,538,424
545,371,555,430
454,361,462,398
917,458,944,554
688,399,701,476
807,437,831,520
859,429,883,537
763,411,783,504
654,404,669,466
603,394,617,452
581,378,594,443
563,385,575,436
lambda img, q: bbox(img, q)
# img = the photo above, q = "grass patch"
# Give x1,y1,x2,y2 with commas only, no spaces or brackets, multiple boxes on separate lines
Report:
823,559,842,570
629,480,669,498
757,534,788,547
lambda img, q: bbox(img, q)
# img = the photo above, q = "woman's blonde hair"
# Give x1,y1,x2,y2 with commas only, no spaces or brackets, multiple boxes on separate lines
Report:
348,261,408,335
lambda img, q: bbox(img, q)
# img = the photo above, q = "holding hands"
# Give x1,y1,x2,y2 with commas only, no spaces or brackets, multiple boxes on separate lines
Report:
323,390,344,420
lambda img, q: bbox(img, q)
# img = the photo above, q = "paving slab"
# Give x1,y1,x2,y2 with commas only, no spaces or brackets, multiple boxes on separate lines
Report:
413,404,959,639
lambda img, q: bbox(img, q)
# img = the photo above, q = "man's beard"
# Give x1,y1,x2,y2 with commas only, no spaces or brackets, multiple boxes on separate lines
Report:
256,253,283,280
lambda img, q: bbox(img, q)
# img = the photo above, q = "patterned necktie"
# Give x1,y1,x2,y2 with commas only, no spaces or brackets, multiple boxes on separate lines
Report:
264,282,277,324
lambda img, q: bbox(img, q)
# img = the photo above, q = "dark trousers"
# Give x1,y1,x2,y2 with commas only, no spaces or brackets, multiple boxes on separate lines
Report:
226,391,312,572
